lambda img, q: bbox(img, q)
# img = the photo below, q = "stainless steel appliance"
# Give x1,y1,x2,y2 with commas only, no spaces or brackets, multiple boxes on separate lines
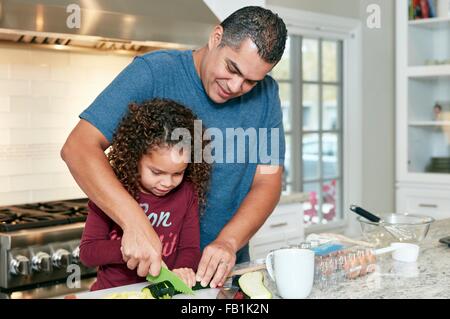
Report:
0,199,97,298
0,0,219,54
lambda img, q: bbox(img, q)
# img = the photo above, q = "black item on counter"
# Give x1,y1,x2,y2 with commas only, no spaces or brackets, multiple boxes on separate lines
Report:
439,236,450,247
142,281,175,299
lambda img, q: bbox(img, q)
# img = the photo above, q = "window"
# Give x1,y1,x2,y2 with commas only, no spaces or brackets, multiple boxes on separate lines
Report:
272,35,343,227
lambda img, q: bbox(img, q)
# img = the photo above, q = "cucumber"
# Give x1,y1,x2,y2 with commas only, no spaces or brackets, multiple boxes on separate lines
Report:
238,271,272,299
142,281,175,299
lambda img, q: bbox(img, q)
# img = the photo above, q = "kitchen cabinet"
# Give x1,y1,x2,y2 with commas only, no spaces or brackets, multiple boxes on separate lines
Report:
249,201,304,260
396,0,450,219
396,184,450,220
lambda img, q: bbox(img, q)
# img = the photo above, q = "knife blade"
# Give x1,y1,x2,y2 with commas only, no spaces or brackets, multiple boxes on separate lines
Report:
227,263,266,277
216,286,240,299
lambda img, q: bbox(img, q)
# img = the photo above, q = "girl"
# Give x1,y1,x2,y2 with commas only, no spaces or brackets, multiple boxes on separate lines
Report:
79,98,211,291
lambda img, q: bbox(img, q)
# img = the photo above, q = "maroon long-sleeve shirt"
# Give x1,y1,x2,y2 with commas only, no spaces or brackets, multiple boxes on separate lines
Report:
79,181,201,291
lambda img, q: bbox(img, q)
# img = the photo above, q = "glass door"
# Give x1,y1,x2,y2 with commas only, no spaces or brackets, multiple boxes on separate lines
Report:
407,17,450,174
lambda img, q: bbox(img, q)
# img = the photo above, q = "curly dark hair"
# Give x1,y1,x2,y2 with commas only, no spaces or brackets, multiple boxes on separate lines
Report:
108,98,211,212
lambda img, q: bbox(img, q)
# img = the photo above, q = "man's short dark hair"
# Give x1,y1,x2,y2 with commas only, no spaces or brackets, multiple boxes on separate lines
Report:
219,6,287,64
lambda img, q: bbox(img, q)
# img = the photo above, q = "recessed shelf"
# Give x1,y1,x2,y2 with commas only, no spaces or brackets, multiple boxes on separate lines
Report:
409,121,450,126
409,16,450,30
408,65,450,78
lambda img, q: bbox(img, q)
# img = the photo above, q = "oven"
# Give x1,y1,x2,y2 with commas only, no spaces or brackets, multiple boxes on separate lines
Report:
0,199,97,299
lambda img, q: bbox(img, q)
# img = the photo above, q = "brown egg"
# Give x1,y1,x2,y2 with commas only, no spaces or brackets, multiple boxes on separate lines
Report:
358,250,368,276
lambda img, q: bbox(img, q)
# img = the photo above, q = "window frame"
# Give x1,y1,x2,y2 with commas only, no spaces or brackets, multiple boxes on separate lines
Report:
268,5,362,233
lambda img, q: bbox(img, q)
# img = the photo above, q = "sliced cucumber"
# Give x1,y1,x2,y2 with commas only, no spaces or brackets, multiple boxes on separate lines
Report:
142,281,175,299
238,271,272,299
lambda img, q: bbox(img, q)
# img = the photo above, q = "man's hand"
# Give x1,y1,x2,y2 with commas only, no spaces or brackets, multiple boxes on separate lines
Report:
120,221,163,277
172,268,196,288
195,165,282,288
195,239,237,288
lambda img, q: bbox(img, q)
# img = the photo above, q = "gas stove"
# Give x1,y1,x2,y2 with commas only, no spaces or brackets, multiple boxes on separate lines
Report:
0,200,89,232
0,199,96,296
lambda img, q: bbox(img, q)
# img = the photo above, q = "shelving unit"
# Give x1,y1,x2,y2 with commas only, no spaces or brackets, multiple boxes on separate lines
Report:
396,0,450,220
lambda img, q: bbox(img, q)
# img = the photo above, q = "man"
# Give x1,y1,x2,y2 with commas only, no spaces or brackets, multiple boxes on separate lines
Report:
61,6,287,289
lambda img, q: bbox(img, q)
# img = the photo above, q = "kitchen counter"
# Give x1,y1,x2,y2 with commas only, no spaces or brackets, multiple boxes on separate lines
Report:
234,218,450,299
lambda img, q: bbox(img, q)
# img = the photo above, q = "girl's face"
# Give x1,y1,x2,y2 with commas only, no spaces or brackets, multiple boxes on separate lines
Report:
138,146,189,197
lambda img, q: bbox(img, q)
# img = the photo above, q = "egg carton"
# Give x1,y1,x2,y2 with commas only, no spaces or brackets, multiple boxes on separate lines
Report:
313,243,377,290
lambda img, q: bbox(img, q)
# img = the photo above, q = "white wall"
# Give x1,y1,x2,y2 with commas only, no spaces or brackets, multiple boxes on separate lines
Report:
268,0,361,18
0,46,132,205
359,0,395,216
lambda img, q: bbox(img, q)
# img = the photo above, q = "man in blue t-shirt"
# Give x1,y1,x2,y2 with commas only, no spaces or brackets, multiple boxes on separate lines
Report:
61,6,287,289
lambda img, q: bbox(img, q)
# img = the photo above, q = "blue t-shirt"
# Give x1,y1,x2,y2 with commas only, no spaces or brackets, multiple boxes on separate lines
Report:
79,50,285,249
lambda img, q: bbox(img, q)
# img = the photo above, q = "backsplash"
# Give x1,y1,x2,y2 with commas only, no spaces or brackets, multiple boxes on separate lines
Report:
0,46,133,205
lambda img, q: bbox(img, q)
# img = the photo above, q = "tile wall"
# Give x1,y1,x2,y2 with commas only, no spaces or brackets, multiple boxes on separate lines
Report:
0,45,132,205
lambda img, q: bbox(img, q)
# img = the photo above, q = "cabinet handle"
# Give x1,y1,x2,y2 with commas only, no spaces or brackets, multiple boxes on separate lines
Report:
270,222,288,228
418,203,438,208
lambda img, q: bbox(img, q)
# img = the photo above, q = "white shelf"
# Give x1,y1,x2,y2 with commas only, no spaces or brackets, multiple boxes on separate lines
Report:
409,121,450,126
407,65,450,78
408,16,450,30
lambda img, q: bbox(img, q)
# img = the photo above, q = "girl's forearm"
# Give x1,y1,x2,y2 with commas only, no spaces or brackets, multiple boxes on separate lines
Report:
79,239,124,267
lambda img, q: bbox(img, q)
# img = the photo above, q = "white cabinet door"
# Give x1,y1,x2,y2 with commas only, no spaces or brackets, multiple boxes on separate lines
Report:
397,187,450,220
249,202,304,260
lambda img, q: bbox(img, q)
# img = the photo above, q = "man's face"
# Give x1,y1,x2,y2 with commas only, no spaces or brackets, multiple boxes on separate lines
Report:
201,37,275,104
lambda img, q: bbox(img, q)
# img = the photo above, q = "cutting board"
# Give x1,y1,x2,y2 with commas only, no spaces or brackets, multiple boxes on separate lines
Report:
73,282,220,299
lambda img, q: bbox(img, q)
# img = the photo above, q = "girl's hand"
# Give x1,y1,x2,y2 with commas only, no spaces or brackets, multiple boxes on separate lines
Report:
172,268,196,288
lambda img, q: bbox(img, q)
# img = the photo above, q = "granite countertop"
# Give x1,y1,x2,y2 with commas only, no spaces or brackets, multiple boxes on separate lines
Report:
234,218,450,299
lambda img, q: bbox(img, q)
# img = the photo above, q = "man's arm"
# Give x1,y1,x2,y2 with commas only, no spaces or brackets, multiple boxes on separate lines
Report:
61,119,162,276
196,164,282,288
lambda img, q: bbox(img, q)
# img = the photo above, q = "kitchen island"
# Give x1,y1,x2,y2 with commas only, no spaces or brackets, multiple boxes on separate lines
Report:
54,218,450,299
234,218,450,299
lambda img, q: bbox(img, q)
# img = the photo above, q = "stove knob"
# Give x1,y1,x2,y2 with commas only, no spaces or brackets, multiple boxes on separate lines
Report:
71,246,80,264
52,249,71,269
10,255,31,276
32,252,52,272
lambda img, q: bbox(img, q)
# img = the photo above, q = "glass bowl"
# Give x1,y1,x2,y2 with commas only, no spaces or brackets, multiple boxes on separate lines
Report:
358,213,435,247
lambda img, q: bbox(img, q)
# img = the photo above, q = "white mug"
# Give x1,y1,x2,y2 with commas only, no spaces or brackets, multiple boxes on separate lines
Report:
265,247,315,299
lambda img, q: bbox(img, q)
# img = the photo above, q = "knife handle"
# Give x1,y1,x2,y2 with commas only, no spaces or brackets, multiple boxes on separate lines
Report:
228,263,266,277
191,264,266,291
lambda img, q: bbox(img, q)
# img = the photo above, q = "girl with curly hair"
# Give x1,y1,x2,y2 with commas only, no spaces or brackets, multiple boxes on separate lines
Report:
79,98,211,291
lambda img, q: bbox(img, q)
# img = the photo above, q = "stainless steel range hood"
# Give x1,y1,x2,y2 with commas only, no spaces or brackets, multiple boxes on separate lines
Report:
0,0,219,55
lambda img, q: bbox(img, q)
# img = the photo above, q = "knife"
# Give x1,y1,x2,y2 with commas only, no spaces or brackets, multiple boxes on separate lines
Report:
191,275,241,299
169,262,267,299
227,263,266,277
216,286,240,299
